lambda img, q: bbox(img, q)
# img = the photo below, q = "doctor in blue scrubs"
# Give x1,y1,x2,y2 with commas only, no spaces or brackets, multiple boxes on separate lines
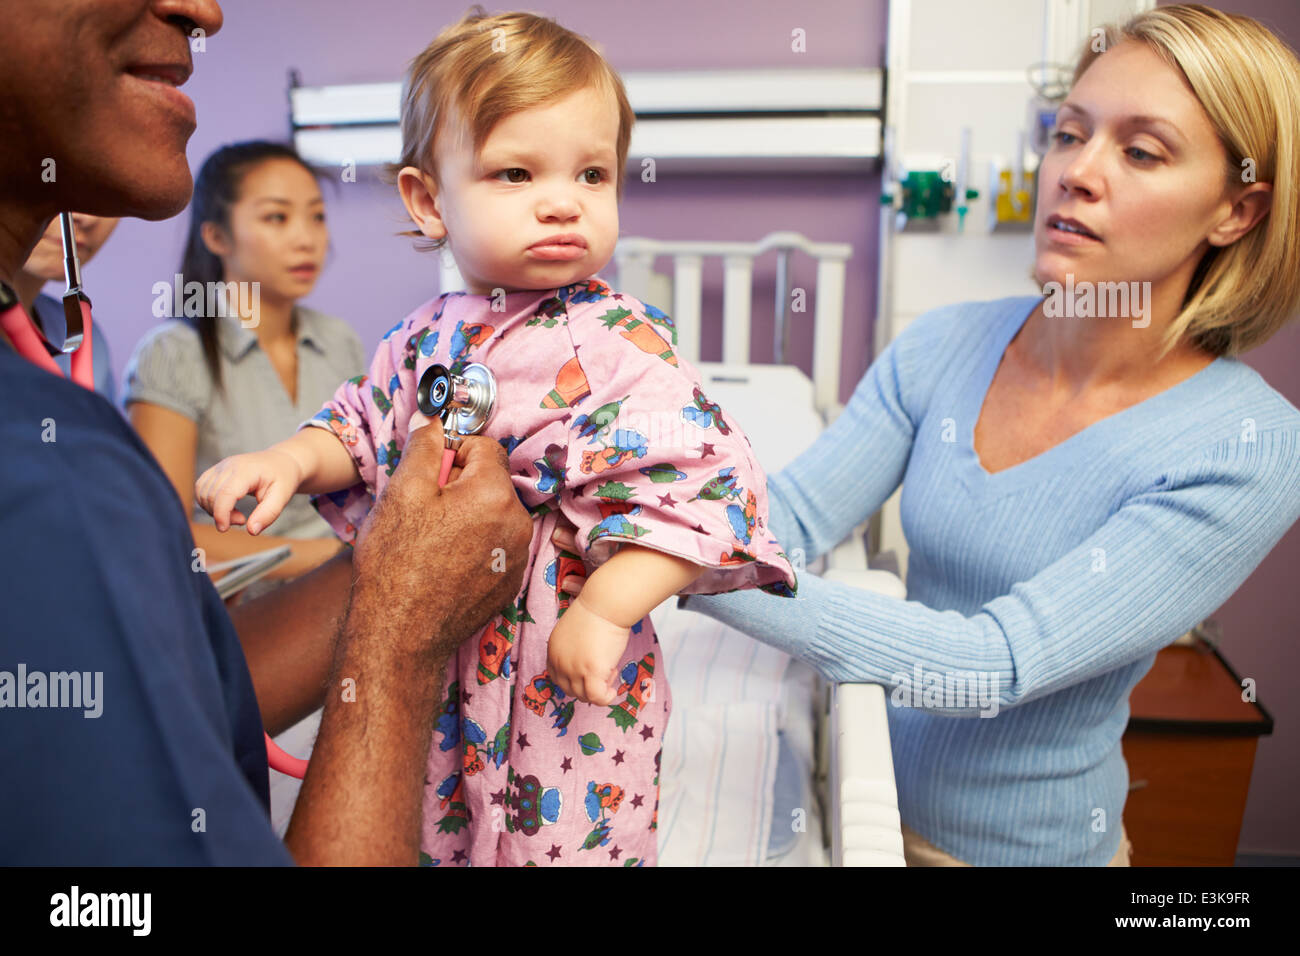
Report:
0,0,533,865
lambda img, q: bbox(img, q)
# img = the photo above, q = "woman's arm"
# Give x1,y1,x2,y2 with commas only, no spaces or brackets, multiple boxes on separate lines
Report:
761,313,926,564
687,429,1300,712
129,400,341,579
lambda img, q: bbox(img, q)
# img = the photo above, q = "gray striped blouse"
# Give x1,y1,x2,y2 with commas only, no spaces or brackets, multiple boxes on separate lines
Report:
122,306,366,541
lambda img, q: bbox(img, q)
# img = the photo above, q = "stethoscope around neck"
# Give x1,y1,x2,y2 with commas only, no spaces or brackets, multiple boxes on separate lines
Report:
0,212,94,388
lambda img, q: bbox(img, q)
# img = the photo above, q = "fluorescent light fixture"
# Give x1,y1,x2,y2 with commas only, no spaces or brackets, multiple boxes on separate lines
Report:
294,126,403,167
290,69,882,169
622,69,883,113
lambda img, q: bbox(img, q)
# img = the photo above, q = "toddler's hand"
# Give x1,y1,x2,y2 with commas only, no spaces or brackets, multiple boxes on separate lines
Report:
547,593,630,706
195,448,304,534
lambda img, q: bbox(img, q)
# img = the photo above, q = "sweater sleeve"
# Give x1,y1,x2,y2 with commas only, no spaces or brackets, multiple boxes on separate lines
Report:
762,303,968,563
686,428,1300,713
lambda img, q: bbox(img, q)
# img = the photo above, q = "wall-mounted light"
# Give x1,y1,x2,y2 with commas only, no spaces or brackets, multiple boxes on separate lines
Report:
289,69,883,172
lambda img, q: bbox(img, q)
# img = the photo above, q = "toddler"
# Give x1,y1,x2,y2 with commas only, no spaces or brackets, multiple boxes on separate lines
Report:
196,8,797,867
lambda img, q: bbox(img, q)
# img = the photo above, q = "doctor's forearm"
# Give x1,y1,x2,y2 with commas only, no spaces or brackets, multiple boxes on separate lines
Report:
280,423,533,864
282,584,448,866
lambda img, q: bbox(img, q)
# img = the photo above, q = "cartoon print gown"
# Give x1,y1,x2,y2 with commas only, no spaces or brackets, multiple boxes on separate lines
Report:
305,277,797,866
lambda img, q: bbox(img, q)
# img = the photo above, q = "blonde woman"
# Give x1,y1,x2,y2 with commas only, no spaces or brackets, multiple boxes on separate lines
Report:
592,4,1300,865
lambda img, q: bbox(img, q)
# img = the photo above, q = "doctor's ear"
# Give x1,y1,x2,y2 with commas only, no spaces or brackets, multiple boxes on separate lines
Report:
397,166,448,244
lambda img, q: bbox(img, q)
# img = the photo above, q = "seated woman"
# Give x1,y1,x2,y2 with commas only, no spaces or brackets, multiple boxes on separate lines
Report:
123,141,365,834
124,141,363,585
652,5,1300,866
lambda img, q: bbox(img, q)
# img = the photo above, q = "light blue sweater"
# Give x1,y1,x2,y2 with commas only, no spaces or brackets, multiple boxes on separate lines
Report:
684,296,1300,866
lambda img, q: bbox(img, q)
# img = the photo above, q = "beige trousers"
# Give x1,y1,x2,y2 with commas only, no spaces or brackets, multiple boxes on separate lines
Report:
900,822,1132,867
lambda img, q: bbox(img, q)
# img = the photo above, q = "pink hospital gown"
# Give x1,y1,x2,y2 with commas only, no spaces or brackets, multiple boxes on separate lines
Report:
304,276,797,866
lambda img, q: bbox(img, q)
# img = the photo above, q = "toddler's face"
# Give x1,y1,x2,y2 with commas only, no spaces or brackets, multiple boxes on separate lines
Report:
425,85,620,294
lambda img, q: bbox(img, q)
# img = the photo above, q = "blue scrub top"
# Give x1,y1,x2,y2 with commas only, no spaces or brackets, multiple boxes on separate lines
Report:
0,342,293,864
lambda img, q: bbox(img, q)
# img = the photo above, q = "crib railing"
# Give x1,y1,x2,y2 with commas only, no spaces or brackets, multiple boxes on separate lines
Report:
439,231,852,423
611,232,852,423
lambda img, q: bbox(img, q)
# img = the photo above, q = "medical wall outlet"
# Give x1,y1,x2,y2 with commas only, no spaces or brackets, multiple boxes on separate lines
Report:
989,167,1035,231
881,170,979,231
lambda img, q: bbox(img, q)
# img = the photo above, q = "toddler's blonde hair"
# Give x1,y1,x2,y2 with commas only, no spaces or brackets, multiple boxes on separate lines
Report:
388,6,636,250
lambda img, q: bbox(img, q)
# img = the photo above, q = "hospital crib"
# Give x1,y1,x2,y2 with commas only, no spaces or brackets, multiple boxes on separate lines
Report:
610,233,909,866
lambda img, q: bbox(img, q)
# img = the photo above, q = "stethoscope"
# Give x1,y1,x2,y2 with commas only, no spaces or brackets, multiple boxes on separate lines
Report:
415,361,498,484
0,213,94,388
265,360,498,779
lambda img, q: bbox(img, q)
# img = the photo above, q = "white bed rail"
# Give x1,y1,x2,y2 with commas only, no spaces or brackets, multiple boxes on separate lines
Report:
826,682,907,866
612,232,851,423
818,569,908,867
615,232,904,867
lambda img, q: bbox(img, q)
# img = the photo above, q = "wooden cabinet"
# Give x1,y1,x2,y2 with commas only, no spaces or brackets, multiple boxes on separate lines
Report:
1120,641,1272,867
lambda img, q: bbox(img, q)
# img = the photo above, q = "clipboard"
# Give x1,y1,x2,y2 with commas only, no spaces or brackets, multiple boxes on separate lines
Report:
207,545,293,600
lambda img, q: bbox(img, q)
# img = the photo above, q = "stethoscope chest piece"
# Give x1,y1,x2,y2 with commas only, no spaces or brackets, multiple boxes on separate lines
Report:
416,362,497,438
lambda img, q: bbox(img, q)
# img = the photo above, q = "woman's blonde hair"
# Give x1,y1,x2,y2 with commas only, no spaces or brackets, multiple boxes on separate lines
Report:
386,6,635,250
1073,3,1300,358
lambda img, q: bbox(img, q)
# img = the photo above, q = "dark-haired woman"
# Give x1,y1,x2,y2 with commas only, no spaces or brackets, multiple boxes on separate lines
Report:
125,141,364,584
124,141,364,835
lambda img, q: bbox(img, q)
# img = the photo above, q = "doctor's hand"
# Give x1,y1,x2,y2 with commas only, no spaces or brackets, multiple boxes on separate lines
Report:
350,411,533,661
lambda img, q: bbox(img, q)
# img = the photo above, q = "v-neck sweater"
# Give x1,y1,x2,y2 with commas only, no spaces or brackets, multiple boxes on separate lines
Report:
684,295,1300,865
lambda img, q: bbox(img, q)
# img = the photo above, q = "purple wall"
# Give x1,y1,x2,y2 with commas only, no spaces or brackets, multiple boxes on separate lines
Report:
71,0,1298,857
84,0,886,405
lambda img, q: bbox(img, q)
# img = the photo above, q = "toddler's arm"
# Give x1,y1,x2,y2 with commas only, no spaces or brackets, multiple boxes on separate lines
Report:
578,544,706,627
547,545,705,704
196,427,361,534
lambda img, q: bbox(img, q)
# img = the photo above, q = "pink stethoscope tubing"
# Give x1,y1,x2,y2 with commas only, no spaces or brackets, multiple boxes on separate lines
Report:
0,297,95,389
264,444,457,780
